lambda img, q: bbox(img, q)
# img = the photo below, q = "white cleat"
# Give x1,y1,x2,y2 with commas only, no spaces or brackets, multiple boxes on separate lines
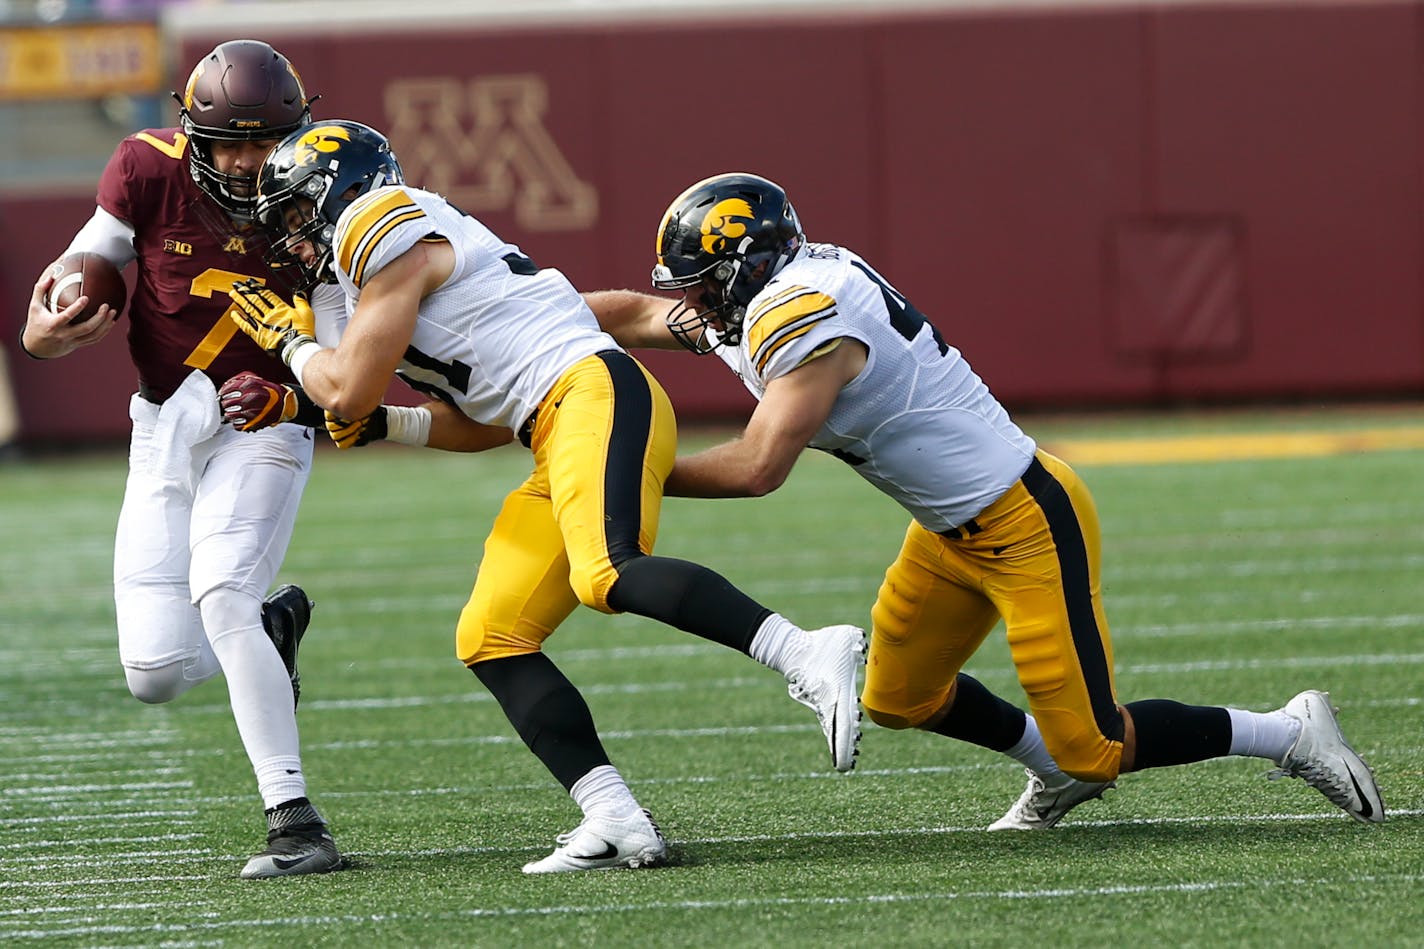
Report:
1269,690,1384,823
785,624,867,773
988,768,1114,831
522,808,669,874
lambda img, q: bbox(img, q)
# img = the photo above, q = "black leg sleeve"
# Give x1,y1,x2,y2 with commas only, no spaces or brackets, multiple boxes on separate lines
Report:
606,554,771,655
1125,699,1231,770
471,653,612,792
926,674,1029,752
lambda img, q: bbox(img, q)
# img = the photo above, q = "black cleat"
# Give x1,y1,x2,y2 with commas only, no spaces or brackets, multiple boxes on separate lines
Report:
261,584,313,707
240,800,343,880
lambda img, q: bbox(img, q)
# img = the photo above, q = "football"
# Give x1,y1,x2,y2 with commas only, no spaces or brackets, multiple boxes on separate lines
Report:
44,252,127,325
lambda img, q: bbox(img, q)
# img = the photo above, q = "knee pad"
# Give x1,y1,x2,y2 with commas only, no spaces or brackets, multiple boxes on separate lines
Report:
859,641,954,733
456,604,555,665
861,684,942,730
568,559,620,613
124,661,191,704
862,703,918,731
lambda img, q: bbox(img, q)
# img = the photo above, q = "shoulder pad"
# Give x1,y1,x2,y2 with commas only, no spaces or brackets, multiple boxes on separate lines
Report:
745,284,839,374
335,187,429,288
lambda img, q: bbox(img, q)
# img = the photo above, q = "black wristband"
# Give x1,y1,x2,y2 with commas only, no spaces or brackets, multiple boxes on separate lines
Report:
358,405,389,446
288,385,327,428
17,324,48,360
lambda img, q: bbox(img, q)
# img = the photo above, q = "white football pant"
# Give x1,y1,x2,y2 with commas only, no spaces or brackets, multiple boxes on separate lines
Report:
113,372,315,808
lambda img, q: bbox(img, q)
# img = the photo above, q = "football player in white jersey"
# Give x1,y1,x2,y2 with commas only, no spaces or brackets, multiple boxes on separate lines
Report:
223,122,868,872
584,172,1385,829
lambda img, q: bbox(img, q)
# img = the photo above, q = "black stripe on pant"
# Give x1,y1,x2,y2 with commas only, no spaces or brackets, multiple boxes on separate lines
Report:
596,350,652,568
1020,457,1124,744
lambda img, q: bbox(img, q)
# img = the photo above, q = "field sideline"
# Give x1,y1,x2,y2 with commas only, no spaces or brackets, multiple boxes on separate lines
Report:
1,404,1421,947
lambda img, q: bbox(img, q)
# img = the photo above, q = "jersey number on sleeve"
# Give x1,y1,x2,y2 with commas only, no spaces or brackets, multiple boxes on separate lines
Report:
183,269,265,369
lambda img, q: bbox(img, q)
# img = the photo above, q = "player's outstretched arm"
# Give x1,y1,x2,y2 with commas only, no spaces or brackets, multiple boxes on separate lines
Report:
19,262,119,360
666,339,865,499
583,290,681,350
426,401,514,452
325,400,513,453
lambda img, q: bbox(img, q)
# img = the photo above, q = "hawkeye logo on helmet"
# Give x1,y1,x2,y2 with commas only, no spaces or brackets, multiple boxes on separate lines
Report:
699,198,755,255
294,125,353,167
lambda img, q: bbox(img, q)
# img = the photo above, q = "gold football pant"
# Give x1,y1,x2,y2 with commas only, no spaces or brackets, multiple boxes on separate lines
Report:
863,450,1125,781
455,350,677,664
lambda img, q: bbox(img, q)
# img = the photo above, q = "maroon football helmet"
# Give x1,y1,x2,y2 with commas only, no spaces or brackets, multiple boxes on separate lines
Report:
176,40,312,218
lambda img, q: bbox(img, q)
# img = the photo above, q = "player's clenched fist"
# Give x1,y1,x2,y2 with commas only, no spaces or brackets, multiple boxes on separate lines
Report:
219,371,299,431
227,279,316,363
324,407,388,449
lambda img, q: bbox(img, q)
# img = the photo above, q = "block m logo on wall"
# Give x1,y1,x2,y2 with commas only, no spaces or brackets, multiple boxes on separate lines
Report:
385,75,596,231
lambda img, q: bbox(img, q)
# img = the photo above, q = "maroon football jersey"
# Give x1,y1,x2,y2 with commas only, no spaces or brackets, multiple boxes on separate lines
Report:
96,127,299,402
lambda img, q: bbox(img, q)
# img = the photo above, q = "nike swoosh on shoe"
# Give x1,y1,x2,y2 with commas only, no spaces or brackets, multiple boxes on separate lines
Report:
570,841,619,861
1348,768,1375,820
270,853,324,872
829,706,846,768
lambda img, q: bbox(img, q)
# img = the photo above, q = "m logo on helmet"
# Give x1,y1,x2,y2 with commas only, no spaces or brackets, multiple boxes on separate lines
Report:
700,198,755,255
294,125,353,167
182,62,204,109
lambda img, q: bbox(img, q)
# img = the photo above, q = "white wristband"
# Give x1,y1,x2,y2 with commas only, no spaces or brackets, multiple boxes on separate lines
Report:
383,404,432,447
286,340,323,387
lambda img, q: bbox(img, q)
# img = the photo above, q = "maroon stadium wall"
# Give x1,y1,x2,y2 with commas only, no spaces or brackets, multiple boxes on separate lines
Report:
4,1,1423,442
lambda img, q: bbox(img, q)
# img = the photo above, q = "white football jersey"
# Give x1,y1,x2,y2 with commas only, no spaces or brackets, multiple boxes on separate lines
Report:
327,185,619,430
716,242,1036,533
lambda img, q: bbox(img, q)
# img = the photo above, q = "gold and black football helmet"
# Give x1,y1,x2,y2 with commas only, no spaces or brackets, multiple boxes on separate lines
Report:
254,120,405,292
652,172,804,354
176,40,312,219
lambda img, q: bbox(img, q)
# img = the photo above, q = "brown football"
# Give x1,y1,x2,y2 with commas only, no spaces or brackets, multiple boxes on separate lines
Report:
44,252,127,325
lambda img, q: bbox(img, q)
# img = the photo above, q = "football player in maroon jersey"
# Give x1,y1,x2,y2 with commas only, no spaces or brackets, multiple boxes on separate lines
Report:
18,40,342,879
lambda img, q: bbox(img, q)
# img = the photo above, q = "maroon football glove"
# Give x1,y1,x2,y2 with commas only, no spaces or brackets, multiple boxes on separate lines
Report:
219,371,299,432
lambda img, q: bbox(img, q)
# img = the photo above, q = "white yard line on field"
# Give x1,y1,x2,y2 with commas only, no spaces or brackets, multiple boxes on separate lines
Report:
3,861,1422,939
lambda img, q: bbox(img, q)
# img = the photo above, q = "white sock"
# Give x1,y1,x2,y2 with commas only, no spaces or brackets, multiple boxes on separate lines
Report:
254,757,306,809
571,764,641,819
1005,715,1066,781
200,588,306,810
748,613,809,676
1227,708,1301,761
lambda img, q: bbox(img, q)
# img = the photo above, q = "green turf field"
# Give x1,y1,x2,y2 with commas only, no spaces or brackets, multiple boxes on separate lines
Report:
2,406,1421,946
